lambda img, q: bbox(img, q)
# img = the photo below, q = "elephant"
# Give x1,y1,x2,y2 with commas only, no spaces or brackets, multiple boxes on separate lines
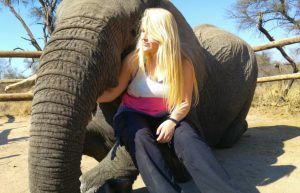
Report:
28,0,257,192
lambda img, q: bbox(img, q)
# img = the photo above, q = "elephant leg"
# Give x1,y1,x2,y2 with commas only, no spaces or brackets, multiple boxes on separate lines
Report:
83,105,116,161
216,93,254,148
216,118,248,148
83,121,115,162
80,143,138,193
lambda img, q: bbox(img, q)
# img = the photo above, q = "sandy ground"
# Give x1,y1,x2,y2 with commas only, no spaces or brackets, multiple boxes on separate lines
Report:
0,108,300,193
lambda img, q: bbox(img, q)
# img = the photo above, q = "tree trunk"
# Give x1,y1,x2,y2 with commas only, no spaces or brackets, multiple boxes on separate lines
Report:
4,1,42,51
257,12,299,99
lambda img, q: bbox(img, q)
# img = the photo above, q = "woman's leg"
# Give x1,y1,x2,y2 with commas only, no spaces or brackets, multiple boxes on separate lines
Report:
117,112,182,193
173,121,237,193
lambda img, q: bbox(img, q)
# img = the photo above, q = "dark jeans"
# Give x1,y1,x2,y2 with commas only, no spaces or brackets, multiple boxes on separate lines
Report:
113,111,237,193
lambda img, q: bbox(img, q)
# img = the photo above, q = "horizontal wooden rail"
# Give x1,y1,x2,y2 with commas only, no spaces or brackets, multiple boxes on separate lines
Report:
257,73,300,83
0,73,299,101
0,50,42,58
253,35,300,52
0,35,299,58
0,35,300,101
0,93,33,101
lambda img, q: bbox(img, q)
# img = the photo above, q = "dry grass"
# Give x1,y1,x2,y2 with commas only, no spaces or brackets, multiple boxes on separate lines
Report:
252,61,300,116
252,80,300,116
0,101,32,117
0,80,32,117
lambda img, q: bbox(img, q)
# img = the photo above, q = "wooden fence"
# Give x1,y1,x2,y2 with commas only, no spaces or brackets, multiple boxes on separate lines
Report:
0,35,300,101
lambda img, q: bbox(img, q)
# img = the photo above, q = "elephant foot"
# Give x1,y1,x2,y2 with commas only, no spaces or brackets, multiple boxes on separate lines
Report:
80,143,138,193
80,176,132,193
80,175,97,193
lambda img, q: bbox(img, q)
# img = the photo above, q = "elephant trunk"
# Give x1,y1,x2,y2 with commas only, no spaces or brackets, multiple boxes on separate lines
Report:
29,15,121,192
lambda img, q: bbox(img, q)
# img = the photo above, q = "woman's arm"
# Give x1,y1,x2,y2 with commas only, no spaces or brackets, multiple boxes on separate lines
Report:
97,52,138,103
156,58,195,143
168,59,194,121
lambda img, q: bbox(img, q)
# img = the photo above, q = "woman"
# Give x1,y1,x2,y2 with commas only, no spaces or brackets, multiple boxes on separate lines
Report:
97,8,237,193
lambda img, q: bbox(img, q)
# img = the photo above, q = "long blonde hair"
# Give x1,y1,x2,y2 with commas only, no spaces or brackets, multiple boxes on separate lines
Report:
137,8,199,111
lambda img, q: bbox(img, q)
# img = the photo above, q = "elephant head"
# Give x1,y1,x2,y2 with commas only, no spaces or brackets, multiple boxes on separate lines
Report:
29,0,206,192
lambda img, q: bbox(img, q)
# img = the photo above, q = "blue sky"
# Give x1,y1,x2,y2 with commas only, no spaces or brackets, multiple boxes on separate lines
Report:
173,0,261,44
0,0,297,75
0,0,266,50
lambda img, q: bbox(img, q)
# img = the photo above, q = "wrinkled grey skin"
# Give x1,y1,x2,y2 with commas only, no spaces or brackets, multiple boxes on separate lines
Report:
29,0,257,192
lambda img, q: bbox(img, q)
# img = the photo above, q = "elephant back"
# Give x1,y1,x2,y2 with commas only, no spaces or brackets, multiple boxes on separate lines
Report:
193,24,258,146
194,24,255,74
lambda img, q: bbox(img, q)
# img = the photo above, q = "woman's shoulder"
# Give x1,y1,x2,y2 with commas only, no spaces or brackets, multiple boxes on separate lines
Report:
122,50,139,76
123,50,138,67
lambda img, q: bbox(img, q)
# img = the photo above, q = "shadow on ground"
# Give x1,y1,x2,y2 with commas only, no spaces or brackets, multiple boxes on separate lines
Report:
0,128,29,146
5,115,15,123
0,154,21,160
132,125,300,193
214,125,299,193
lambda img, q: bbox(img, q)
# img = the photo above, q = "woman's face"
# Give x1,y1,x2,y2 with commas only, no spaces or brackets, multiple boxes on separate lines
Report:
140,29,159,56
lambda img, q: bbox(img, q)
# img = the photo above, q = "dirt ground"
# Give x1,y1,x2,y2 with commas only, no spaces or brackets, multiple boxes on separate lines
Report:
1,107,300,193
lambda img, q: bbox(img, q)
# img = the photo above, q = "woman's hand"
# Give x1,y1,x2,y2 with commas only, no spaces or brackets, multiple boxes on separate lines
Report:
156,120,176,143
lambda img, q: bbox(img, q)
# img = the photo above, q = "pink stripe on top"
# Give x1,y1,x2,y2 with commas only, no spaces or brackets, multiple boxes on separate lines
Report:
122,92,168,115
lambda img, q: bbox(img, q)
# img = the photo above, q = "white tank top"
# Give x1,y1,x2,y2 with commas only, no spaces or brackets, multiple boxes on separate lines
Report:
127,68,168,98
